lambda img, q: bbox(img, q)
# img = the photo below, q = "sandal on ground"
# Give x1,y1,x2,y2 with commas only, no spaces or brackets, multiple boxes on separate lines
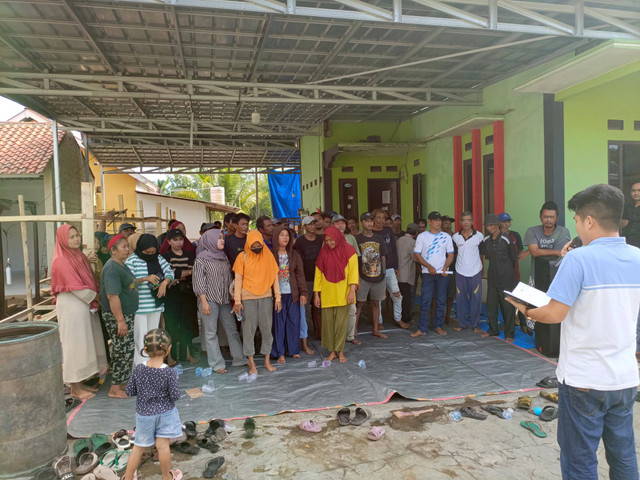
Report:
171,470,183,480
350,407,371,426
35,467,57,480
170,441,200,455
183,421,198,438
459,407,487,420
93,466,118,480
197,437,220,454
367,426,385,441
480,405,505,418
76,453,99,475
539,391,559,403
520,420,547,438
299,420,322,433
243,418,256,438
73,438,93,460
93,442,115,459
517,395,532,410
65,398,81,413
536,376,559,389
205,419,225,438
81,474,96,480
539,405,558,422
52,455,75,480
203,457,225,479
90,433,109,450
99,449,129,472
337,407,351,426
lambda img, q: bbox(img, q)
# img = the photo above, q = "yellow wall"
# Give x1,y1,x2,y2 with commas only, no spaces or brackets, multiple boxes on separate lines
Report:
88,153,139,222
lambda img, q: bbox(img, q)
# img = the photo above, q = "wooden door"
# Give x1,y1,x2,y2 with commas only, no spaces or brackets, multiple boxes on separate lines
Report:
367,178,400,216
338,178,359,220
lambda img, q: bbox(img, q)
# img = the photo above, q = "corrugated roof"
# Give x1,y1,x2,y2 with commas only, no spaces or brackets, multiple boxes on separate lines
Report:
0,122,65,175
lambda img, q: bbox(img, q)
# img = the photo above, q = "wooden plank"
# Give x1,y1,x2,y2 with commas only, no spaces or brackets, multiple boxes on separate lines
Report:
0,298,55,324
81,182,94,255
17,195,33,321
156,203,162,236
61,201,67,215
138,200,146,233
118,194,125,225
0,213,86,222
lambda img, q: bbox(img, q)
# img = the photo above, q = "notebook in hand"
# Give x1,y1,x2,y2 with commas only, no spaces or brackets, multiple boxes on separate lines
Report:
504,282,551,309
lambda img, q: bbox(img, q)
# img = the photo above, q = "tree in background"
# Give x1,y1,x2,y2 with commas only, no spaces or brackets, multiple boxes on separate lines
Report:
156,173,272,221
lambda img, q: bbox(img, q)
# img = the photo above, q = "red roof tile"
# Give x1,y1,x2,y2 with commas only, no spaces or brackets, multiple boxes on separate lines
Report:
0,122,66,175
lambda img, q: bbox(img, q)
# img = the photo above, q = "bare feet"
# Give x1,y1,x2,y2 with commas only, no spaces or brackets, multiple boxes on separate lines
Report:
276,356,286,364
301,339,315,355
473,328,484,334
325,352,338,362
107,385,128,399
248,357,258,376
292,354,300,359
372,330,388,339
80,383,98,393
410,330,426,337
71,384,95,400
264,356,277,372
395,321,410,329
453,327,463,332
505,337,515,343
434,328,447,336
348,338,362,345
186,353,199,364
338,352,347,363
215,368,227,374
481,332,490,338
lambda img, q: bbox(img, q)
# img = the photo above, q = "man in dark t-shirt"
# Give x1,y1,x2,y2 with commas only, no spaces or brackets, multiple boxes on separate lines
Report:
294,216,324,341
622,182,640,248
224,213,250,266
372,209,403,328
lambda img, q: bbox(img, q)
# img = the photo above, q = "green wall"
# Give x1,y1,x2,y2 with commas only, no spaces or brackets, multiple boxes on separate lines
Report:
300,134,323,214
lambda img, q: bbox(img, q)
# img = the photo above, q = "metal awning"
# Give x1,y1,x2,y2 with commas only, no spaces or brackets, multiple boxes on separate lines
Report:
1,0,638,171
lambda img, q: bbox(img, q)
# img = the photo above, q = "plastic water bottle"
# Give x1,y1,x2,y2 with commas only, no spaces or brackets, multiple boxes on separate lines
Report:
322,360,331,368
202,367,213,377
449,411,462,422
195,367,203,377
247,373,257,383
307,360,317,368
202,380,215,394
235,309,245,321
357,360,366,369
173,365,184,375
238,372,249,382
502,408,514,420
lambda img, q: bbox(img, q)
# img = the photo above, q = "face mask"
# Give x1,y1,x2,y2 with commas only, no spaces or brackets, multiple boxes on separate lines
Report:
251,246,263,254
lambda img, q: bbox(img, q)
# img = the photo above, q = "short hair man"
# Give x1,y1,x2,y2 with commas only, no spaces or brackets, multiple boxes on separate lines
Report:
522,201,571,291
311,212,324,236
480,214,517,342
256,215,274,249
223,212,236,236
396,223,419,326
441,216,454,236
411,211,454,337
507,184,640,479
355,212,388,339
498,213,523,281
212,220,222,230
451,212,484,333
621,181,640,248
417,218,427,234
224,212,250,265
347,217,359,236
391,214,405,239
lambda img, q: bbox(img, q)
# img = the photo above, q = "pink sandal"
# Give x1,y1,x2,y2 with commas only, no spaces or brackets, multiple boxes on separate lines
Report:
171,469,183,480
367,426,385,441
299,420,322,433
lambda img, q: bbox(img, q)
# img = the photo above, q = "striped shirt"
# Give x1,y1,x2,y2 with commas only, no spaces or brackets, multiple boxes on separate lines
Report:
125,254,175,314
192,257,232,305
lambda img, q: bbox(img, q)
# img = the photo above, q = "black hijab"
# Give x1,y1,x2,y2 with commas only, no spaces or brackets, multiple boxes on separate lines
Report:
134,233,163,276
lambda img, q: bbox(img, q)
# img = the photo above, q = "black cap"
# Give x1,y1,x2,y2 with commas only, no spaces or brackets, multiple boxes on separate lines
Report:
427,211,442,220
166,228,184,240
118,223,136,233
484,213,500,225
360,212,374,221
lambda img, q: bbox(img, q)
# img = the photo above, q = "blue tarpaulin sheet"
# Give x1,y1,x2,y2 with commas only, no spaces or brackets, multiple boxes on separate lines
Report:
268,173,301,219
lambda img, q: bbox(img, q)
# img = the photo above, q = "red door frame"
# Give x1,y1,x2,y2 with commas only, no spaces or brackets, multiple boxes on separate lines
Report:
471,129,482,230
453,136,463,224
493,120,505,215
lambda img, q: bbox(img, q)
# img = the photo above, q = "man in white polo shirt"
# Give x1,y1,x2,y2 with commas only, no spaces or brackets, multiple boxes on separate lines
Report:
451,211,484,333
507,184,640,480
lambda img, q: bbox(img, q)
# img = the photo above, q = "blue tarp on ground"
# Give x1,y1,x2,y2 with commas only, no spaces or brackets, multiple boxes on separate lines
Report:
267,173,301,219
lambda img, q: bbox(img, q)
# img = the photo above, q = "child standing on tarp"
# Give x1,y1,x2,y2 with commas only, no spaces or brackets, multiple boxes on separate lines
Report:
122,329,183,480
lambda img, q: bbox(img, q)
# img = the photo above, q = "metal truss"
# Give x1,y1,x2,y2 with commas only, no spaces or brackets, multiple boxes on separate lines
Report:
114,0,640,40
0,72,483,108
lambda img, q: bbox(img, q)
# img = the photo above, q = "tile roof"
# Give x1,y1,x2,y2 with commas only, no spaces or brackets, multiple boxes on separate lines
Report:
0,122,66,175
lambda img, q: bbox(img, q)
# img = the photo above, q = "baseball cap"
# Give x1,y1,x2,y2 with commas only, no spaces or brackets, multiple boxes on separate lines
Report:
427,211,442,220
441,215,455,223
301,216,316,226
360,212,374,221
406,223,419,234
485,213,500,225
498,213,512,222
118,223,136,233
166,228,184,240
332,214,347,223
391,214,401,221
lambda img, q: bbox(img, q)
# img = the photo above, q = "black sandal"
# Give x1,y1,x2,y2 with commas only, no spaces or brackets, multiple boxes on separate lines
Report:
183,421,198,438
197,438,220,454
536,376,559,389
480,405,505,418
539,405,558,422
171,441,200,455
337,407,351,426
203,457,225,479
460,407,487,420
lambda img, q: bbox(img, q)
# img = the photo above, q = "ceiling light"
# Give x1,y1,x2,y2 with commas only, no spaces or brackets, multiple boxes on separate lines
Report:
251,110,261,125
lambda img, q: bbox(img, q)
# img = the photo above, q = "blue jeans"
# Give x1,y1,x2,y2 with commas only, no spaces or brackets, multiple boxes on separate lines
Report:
417,273,448,333
558,382,638,480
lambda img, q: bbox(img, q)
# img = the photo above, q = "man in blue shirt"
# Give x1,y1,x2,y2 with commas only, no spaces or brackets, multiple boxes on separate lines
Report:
507,184,640,480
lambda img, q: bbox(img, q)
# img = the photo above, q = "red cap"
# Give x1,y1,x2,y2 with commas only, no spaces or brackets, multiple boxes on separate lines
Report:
107,234,125,250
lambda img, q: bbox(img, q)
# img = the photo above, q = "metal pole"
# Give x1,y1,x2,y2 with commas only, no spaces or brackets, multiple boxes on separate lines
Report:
0,222,5,320
255,167,259,220
32,205,41,303
52,121,62,219
99,164,106,212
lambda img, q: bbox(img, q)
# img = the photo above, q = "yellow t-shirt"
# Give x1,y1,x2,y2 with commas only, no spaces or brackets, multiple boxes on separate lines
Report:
313,254,359,308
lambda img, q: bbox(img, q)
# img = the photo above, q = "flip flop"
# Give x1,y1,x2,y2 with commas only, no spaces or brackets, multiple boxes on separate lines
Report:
536,376,559,389
114,436,132,451
171,470,183,480
90,433,109,450
337,407,351,427
517,396,532,410
73,438,93,460
539,405,558,422
183,421,198,438
299,420,322,433
170,442,200,455
367,426,385,441
93,442,115,459
480,405,505,418
540,391,559,403
93,466,119,480
197,438,220,454
35,467,57,480
76,453,99,475
459,407,487,420
52,455,75,480
203,457,225,479
112,450,130,472
244,418,256,438
81,474,96,480
350,407,371,426
520,420,547,438
65,398,81,413
205,419,224,437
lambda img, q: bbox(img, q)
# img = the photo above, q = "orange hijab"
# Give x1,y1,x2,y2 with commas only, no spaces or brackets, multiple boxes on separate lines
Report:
232,230,279,296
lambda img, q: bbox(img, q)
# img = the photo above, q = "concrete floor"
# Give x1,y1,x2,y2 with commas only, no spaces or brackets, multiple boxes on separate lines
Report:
114,392,639,480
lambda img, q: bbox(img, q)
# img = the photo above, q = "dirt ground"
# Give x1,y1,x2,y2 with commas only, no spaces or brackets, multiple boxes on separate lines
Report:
91,391,639,480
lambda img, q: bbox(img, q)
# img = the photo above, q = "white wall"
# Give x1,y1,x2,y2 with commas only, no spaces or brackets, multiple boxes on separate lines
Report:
136,193,209,241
